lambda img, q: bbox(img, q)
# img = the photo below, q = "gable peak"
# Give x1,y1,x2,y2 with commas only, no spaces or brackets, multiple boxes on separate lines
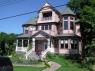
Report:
43,2,51,7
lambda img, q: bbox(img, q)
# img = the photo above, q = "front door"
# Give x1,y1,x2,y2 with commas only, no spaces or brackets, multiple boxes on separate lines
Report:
43,42,48,50
35,40,47,52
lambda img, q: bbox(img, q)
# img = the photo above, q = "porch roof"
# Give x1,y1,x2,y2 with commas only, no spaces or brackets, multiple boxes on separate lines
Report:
57,34,81,38
32,30,52,38
17,34,32,38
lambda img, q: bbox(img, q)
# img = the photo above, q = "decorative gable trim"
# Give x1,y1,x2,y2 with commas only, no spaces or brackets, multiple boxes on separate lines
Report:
32,30,52,38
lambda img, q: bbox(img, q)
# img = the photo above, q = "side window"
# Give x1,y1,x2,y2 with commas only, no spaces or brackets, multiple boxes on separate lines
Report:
71,40,78,49
70,21,74,30
64,21,68,30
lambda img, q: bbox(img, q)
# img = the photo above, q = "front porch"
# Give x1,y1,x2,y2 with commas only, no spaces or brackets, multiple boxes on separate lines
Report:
16,37,52,55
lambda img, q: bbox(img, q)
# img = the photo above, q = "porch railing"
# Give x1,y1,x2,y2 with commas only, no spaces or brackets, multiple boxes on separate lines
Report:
41,48,49,59
26,47,35,56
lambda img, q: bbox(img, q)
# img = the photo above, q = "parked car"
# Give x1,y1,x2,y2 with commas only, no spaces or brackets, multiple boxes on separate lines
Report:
0,56,13,71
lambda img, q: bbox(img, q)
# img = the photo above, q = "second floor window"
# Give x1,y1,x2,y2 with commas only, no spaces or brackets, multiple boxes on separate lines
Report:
70,21,74,30
25,30,28,34
43,12,52,20
64,21,68,30
42,24,51,30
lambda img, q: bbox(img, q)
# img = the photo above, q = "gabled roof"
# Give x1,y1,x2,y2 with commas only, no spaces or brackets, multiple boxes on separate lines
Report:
39,2,60,15
57,33,81,38
32,30,52,38
22,3,75,26
22,17,37,26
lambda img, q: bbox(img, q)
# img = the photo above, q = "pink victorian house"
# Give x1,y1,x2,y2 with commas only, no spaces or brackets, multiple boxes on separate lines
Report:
16,3,82,59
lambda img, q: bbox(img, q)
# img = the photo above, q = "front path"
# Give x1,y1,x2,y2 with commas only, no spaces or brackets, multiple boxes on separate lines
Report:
42,61,61,71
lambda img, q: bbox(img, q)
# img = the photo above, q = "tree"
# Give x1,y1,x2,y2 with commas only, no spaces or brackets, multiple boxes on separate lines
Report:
68,0,95,58
0,32,17,55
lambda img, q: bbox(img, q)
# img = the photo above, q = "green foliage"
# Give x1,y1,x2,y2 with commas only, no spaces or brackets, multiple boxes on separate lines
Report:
0,32,17,55
14,66,46,71
68,0,95,70
46,54,88,71
11,52,39,65
44,61,50,68
27,44,32,51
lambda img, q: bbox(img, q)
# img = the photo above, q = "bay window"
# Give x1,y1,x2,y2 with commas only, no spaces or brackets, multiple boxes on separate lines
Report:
71,40,78,49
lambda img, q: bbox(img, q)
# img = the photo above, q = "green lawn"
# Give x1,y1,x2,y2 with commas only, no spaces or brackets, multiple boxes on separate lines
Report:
47,54,89,71
14,66,45,71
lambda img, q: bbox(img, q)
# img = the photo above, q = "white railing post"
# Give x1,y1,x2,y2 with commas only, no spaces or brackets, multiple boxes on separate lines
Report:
22,39,23,47
16,39,18,51
47,39,50,48
28,39,29,46
32,38,35,51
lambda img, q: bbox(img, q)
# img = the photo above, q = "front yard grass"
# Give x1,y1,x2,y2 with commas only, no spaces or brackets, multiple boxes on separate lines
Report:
47,54,89,71
14,66,45,71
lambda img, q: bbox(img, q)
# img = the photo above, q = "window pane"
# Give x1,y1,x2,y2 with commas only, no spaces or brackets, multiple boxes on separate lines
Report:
65,44,68,49
18,40,22,47
71,44,74,49
43,12,52,17
25,30,28,34
64,21,68,30
45,25,48,30
61,44,64,49
42,25,44,30
43,12,52,20
36,26,38,30
23,40,28,47
70,21,74,30
49,24,51,30
64,16,68,20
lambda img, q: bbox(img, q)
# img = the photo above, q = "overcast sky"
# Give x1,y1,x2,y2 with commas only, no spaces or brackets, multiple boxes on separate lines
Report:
0,0,69,34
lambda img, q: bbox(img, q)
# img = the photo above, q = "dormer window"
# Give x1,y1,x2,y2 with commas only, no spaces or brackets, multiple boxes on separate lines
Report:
42,11,52,20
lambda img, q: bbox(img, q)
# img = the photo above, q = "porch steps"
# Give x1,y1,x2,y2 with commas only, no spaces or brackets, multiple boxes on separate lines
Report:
27,51,40,60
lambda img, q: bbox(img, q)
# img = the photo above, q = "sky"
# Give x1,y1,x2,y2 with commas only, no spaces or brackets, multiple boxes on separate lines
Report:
0,0,69,34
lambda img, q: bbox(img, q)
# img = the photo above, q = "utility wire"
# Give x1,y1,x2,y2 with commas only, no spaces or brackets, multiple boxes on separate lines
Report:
0,4,67,21
0,0,26,7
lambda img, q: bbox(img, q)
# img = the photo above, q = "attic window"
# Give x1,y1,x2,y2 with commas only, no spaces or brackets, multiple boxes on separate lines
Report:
42,12,52,20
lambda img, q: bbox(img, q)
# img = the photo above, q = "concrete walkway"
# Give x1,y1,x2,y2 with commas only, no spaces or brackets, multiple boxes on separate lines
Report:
42,61,61,71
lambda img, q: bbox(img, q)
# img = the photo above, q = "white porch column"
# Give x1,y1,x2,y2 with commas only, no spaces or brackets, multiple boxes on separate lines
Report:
28,39,29,46
47,38,50,48
16,39,18,47
68,39,71,49
16,39,18,51
79,41,82,55
59,39,61,53
22,39,23,47
32,38,35,51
